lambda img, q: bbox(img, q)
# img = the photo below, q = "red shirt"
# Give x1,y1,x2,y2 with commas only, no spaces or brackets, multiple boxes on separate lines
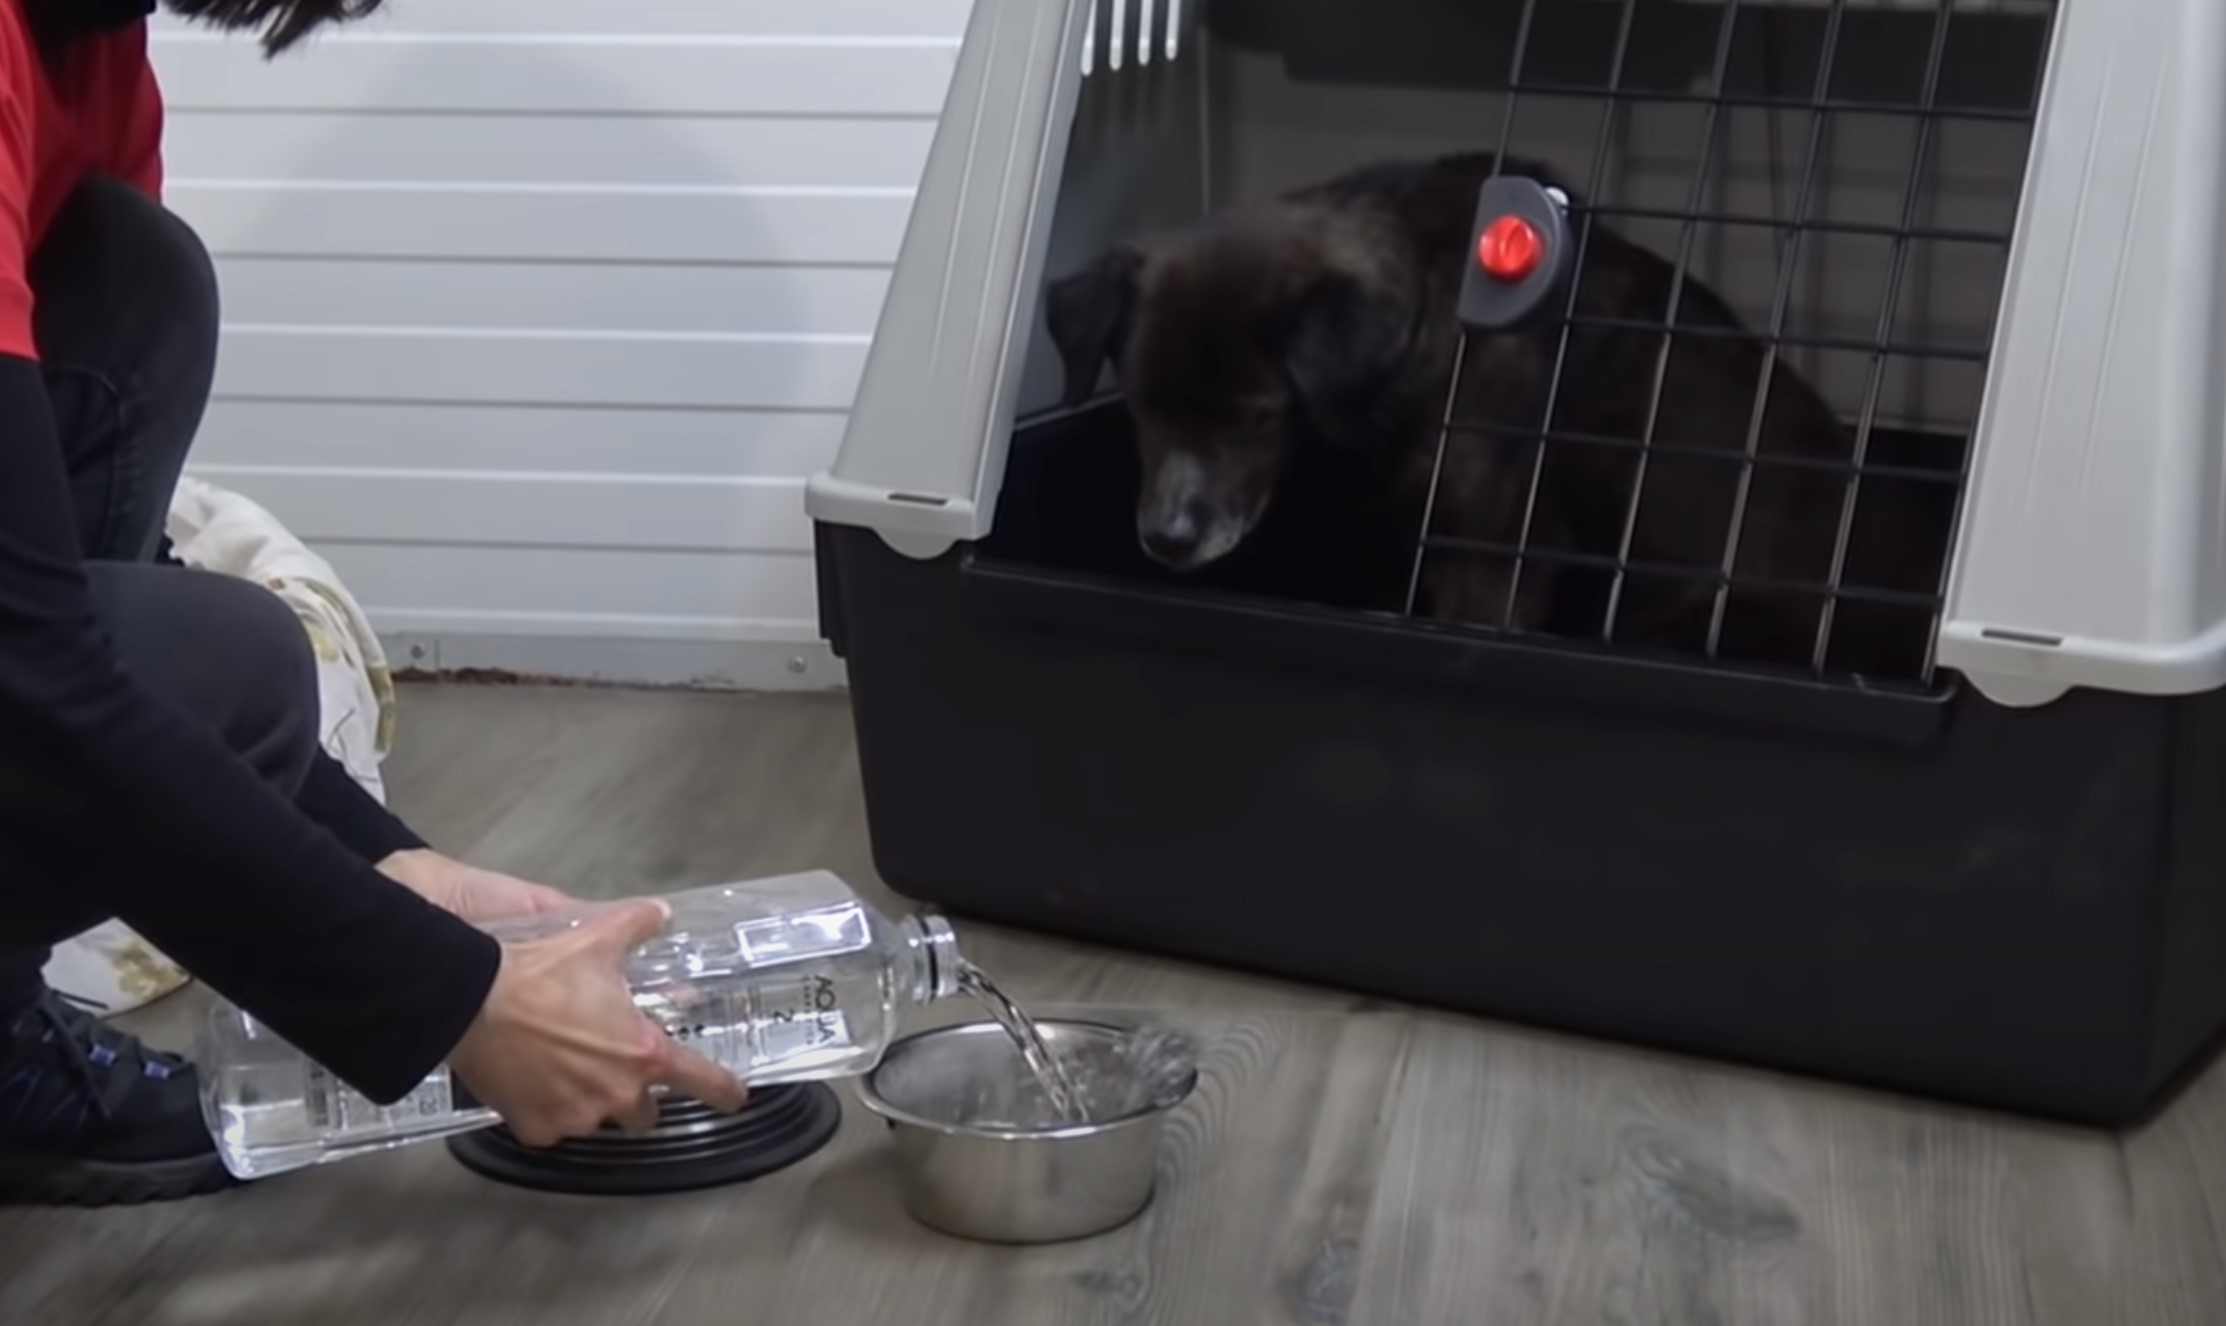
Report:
0,4,161,359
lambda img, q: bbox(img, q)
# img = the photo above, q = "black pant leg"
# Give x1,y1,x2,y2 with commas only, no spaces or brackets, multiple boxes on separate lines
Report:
0,176,249,1014
0,564,322,1011
30,174,219,563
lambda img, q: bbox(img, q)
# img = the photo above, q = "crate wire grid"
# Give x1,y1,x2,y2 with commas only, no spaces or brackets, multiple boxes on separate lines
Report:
1391,0,2057,688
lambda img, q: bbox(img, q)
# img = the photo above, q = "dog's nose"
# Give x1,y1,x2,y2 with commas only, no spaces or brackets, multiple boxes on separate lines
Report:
1140,509,1204,566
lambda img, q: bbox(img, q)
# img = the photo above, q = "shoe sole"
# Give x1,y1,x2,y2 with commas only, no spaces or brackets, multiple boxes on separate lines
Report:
0,1150,237,1207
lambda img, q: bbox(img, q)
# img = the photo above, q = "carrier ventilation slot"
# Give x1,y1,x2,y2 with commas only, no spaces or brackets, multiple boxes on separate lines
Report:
1082,0,1181,75
1397,0,2055,692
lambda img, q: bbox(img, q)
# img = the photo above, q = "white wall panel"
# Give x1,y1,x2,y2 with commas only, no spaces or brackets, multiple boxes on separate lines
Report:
214,260,893,336
323,546,822,640
209,470,813,555
191,401,847,479
212,328,869,411
154,33,961,117
162,114,939,189
168,184,916,266
338,0,974,38
156,3,972,685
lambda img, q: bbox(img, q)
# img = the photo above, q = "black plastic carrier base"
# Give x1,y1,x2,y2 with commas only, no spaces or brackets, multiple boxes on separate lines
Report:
817,405,2226,1128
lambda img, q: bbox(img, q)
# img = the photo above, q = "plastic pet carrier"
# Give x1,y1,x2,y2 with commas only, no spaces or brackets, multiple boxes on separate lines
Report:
808,0,2226,1125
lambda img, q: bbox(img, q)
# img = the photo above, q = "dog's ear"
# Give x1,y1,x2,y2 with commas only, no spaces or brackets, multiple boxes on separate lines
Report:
1044,246,1142,408
1282,272,1417,450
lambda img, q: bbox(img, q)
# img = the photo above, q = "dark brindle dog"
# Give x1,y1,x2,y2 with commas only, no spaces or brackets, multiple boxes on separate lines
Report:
1044,151,1943,674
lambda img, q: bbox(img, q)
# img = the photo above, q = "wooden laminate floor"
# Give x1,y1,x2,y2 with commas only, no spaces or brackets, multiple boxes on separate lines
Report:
3,685,2223,1324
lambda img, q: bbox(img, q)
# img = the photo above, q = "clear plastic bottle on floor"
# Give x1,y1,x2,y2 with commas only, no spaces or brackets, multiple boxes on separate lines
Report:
196,869,962,1180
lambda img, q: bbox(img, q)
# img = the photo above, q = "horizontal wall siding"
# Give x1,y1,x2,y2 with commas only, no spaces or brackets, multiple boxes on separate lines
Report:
174,185,917,265
154,38,962,116
156,0,970,665
214,328,871,410
164,116,940,188
207,471,813,554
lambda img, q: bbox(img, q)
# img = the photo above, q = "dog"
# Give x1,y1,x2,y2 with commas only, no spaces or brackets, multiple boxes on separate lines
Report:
1044,151,1946,674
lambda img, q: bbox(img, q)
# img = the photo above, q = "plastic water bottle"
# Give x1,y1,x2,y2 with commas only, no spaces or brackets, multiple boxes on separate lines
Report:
196,870,962,1180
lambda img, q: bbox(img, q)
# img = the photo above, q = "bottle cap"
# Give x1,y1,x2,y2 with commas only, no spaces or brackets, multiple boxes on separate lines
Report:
916,912,964,1000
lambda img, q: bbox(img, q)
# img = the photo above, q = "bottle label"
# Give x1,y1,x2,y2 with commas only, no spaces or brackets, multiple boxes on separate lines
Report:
760,971,850,1059
734,904,870,964
304,1063,456,1134
654,969,859,1072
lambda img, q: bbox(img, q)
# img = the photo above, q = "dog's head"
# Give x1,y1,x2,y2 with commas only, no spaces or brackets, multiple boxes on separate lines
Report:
1044,207,1427,572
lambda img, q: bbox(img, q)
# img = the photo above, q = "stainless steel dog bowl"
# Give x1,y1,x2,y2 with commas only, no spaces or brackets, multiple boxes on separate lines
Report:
855,1018,1198,1244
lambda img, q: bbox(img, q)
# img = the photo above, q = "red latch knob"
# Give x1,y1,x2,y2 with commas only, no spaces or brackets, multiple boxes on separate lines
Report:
1477,215,1544,282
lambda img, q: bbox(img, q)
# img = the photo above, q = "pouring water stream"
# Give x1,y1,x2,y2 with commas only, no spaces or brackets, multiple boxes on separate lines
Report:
955,960,1085,1123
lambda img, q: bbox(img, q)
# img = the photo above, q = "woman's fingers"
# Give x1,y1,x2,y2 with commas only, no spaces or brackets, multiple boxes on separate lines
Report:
609,1089,661,1134
652,1039,749,1114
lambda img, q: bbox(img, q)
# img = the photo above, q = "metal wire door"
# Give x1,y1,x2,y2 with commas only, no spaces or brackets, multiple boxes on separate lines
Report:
1411,0,2056,688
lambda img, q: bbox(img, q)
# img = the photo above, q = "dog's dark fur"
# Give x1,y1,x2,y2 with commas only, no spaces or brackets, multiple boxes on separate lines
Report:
1045,151,1935,670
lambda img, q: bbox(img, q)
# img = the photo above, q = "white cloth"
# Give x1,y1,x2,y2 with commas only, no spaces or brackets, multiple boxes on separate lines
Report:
39,477,398,1014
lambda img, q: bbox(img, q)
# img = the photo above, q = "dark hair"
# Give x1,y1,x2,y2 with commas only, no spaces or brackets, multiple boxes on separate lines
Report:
160,0,384,55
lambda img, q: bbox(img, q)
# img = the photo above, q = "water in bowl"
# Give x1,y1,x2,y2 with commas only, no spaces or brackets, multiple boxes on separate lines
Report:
874,1017,1198,1132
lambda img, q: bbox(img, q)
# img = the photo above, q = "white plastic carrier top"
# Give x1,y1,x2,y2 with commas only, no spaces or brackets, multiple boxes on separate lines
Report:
806,0,2226,712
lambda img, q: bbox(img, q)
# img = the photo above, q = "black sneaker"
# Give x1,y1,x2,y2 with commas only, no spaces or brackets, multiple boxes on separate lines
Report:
0,992,233,1206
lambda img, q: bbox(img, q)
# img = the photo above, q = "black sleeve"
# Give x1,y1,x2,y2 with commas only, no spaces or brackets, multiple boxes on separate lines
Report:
0,356,498,1104
295,749,427,864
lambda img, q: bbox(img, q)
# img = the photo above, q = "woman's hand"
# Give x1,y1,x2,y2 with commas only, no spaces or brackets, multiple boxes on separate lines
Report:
445,897,749,1146
379,848,575,925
